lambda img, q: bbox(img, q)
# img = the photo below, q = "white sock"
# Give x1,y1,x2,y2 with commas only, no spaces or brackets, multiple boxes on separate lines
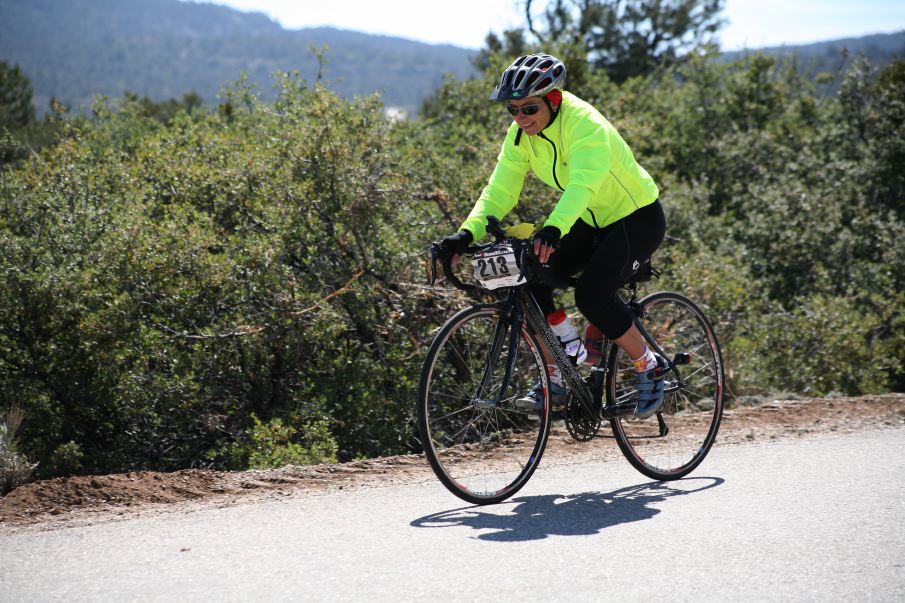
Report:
631,347,657,373
548,364,563,386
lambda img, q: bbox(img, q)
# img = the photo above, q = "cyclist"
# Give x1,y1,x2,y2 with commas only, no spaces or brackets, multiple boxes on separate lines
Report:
438,52,667,418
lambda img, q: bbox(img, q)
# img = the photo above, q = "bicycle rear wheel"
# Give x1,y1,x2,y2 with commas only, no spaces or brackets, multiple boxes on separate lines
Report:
417,305,551,505
607,291,724,480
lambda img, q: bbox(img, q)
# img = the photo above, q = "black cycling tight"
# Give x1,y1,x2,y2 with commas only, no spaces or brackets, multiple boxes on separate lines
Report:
530,200,666,340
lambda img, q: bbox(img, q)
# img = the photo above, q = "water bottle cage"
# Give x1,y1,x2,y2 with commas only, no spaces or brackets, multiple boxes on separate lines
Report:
559,335,585,364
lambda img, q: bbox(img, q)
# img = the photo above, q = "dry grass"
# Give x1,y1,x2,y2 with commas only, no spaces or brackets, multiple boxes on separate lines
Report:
1,401,38,495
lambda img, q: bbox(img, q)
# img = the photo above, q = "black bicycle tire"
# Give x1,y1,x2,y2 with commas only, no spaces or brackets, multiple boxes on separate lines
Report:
417,305,552,505
607,291,725,480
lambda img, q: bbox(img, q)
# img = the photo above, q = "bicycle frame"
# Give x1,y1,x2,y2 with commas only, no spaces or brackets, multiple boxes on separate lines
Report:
422,224,725,499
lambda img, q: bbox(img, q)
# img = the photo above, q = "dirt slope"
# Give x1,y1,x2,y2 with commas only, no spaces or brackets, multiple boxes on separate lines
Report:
2,394,903,530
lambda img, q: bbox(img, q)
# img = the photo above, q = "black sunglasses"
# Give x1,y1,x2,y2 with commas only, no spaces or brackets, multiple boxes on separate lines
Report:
506,103,541,116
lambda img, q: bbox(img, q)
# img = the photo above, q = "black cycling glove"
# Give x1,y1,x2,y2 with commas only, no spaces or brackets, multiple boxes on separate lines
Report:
533,225,561,249
438,230,473,258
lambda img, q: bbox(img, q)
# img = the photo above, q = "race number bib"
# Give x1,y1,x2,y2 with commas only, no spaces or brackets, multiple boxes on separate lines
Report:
471,243,526,290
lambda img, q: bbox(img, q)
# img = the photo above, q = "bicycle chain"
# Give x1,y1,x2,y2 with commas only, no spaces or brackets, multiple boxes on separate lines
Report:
564,392,601,441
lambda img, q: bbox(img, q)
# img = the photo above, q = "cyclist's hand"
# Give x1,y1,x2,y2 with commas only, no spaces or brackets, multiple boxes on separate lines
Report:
438,230,473,263
533,225,560,264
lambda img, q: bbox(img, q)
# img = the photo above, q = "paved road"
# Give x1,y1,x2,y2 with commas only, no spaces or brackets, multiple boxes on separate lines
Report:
2,429,904,602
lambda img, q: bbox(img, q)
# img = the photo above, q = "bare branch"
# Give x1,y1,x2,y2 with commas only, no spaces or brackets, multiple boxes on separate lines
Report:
525,0,547,44
288,267,365,317
417,188,458,229
155,268,366,339
154,323,268,340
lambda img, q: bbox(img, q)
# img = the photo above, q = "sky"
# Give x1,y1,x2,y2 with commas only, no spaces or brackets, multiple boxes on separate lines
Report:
206,0,905,51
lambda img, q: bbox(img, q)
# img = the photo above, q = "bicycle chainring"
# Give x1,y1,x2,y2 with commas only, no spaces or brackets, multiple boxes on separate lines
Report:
564,392,601,442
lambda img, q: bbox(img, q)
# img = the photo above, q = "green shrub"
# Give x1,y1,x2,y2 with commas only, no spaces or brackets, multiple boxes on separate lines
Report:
48,441,84,475
216,415,338,470
731,295,897,396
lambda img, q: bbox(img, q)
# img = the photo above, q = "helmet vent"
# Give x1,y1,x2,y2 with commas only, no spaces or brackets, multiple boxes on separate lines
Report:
513,71,526,88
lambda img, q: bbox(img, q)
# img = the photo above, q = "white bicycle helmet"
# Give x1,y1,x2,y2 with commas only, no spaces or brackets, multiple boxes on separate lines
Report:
489,53,566,101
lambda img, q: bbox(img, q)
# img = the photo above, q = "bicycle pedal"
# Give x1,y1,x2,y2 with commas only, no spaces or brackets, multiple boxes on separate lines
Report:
672,353,692,366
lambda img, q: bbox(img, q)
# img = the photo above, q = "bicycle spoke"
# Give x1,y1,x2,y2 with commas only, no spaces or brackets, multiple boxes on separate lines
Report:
485,411,503,444
677,383,714,402
680,360,714,381
428,403,474,425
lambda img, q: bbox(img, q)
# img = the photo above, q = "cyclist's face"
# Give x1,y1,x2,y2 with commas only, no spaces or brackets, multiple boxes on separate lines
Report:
507,96,551,136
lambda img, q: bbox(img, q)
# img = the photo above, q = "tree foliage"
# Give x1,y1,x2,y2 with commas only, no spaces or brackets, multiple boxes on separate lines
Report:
0,61,35,131
516,0,725,82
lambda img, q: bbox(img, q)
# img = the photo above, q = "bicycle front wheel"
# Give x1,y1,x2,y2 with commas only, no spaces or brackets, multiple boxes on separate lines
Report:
417,304,551,505
607,291,724,480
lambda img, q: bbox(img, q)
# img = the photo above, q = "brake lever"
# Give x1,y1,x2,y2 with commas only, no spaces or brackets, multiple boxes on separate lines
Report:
428,243,439,286
486,215,506,242
518,241,531,282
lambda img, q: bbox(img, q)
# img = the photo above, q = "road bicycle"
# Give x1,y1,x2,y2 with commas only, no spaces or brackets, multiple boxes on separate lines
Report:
417,217,724,504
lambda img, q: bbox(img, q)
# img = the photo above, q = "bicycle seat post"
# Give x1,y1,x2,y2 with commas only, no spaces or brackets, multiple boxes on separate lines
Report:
627,278,639,303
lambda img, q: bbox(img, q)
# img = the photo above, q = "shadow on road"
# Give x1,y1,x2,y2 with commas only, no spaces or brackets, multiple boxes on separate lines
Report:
410,477,724,542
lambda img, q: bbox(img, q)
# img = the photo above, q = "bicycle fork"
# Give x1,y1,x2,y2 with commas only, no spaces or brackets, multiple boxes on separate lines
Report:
473,300,522,408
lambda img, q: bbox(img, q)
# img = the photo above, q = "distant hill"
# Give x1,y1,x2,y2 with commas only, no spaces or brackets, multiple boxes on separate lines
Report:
722,31,905,78
0,0,478,116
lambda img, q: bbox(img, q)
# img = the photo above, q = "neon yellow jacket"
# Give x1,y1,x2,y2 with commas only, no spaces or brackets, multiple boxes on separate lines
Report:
460,91,660,241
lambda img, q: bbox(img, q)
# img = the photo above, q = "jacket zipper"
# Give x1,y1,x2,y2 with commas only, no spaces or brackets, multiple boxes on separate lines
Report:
537,132,564,191
539,128,600,228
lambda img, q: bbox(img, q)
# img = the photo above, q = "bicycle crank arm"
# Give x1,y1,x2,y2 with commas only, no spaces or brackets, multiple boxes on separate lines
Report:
602,401,637,419
602,404,670,437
